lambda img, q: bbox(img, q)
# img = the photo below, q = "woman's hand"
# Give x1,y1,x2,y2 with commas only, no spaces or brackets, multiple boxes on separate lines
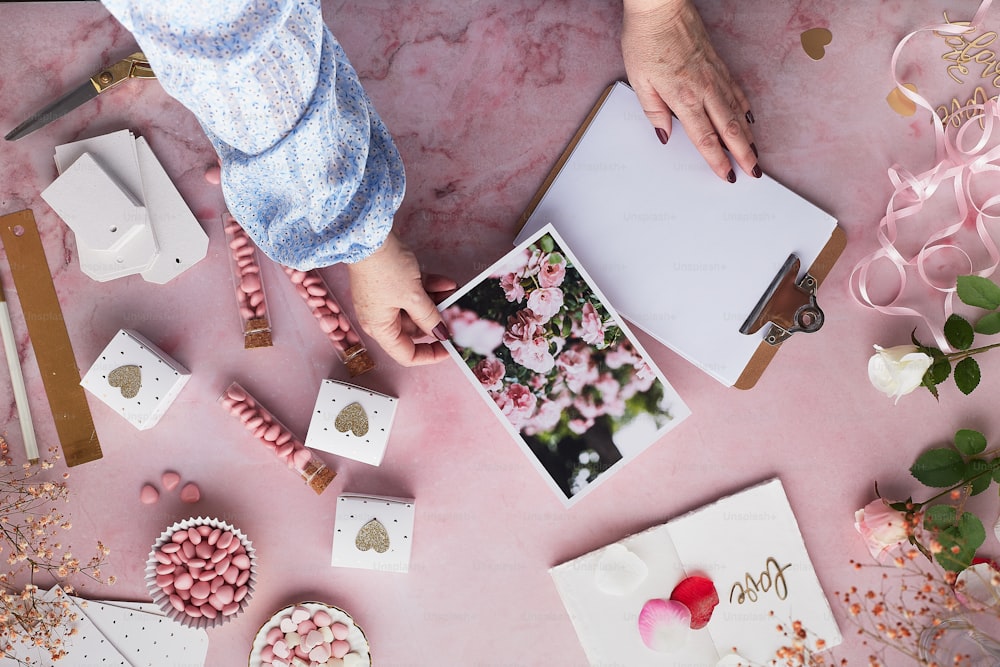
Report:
346,230,456,366
621,0,759,182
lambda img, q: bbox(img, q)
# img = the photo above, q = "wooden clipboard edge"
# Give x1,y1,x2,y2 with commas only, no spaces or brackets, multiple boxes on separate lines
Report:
733,224,847,390
516,82,620,234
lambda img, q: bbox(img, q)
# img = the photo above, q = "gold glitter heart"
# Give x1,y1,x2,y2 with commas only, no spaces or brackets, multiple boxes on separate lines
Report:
107,365,141,399
355,518,390,553
886,83,918,117
801,28,832,61
334,402,369,437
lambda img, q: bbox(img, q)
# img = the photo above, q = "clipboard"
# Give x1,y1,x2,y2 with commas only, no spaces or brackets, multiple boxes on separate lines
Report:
515,82,845,389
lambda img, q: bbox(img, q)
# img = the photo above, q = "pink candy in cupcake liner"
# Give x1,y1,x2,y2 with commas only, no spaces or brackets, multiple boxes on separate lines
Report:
249,601,371,667
219,381,335,495
223,212,273,349
145,516,257,629
281,266,374,377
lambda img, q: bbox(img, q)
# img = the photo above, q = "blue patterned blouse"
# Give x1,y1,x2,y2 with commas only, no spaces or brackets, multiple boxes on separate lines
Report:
102,0,403,269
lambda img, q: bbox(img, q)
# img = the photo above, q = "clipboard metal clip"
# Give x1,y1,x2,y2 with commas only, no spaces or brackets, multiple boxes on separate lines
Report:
740,254,824,346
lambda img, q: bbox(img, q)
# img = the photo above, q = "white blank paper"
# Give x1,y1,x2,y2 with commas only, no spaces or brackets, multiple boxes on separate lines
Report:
516,83,838,386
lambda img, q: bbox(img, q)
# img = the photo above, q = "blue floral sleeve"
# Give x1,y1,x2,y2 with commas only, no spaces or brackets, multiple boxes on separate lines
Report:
101,0,403,268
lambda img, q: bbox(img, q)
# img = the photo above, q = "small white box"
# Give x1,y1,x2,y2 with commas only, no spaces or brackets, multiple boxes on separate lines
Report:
331,494,415,573
305,380,397,466
81,329,190,430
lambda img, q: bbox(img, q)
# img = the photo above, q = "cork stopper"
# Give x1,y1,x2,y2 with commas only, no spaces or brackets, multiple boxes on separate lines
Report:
243,318,273,349
343,345,375,377
307,463,337,495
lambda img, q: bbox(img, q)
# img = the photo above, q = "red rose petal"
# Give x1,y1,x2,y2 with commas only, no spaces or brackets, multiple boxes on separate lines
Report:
669,575,719,630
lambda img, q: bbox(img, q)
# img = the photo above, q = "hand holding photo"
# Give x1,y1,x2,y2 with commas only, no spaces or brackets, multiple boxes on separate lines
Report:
438,224,689,505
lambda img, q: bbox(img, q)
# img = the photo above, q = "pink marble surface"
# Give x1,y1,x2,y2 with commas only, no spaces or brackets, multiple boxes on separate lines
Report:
2,1,1000,665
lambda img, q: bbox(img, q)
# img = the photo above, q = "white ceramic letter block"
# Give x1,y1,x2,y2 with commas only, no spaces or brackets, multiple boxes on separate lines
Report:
331,494,415,573
305,380,397,466
80,329,190,431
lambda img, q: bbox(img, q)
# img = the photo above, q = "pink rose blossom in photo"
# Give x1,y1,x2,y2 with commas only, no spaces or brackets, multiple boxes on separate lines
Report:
523,400,564,436
568,416,595,435
604,342,640,369
538,255,567,288
444,307,505,356
556,345,599,394
494,383,537,428
509,337,555,374
500,272,526,303
526,287,564,323
576,301,605,346
503,310,545,347
489,248,531,279
473,357,506,393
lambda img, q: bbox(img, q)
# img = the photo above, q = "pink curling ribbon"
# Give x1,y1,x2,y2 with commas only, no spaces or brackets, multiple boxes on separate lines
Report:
851,0,1000,351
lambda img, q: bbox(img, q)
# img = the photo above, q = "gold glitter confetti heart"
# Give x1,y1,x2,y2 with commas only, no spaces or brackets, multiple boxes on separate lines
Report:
107,365,141,399
355,518,390,553
801,28,833,61
887,83,919,117
334,402,369,437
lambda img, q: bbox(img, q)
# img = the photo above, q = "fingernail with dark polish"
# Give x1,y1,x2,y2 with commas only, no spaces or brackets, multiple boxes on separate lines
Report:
746,110,755,124
432,322,451,341
752,164,762,178
655,127,669,145
727,169,736,183
751,142,758,158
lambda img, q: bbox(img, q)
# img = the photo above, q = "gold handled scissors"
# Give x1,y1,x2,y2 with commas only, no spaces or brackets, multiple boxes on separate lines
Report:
4,52,155,141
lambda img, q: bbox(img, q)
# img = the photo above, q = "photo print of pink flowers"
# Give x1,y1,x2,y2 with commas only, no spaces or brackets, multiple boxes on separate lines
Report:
439,224,689,505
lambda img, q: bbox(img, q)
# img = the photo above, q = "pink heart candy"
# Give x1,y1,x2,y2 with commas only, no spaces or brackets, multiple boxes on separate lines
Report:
330,622,349,641
180,483,201,503
139,484,159,504
272,640,290,659
309,644,332,663
331,639,350,659
279,617,298,634
161,471,181,491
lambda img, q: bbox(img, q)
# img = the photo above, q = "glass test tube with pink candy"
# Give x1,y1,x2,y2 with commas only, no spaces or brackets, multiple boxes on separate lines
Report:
222,213,272,349
219,382,335,495
282,267,375,377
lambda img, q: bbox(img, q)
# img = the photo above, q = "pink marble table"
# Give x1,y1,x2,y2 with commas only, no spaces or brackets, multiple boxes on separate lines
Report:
3,1,1000,665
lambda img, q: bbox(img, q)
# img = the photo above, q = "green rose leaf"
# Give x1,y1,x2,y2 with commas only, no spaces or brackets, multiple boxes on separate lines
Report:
923,504,957,530
910,448,967,487
547,252,563,264
967,458,992,496
925,507,985,572
944,314,975,351
957,275,1000,310
955,429,988,455
927,355,951,385
974,311,1000,335
539,235,555,253
955,357,981,395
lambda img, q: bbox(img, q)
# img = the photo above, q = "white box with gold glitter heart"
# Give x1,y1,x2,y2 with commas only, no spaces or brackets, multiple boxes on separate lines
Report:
331,493,415,573
304,379,398,466
80,329,190,430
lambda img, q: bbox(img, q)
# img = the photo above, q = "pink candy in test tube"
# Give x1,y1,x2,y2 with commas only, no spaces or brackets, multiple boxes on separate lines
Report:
282,266,375,377
219,382,335,495
222,212,272,349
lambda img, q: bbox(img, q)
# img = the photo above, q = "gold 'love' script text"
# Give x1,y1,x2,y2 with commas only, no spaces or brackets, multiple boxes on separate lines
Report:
729,557,792,605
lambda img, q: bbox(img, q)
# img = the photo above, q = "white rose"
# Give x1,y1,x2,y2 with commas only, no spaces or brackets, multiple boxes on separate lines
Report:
868,344,933,403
